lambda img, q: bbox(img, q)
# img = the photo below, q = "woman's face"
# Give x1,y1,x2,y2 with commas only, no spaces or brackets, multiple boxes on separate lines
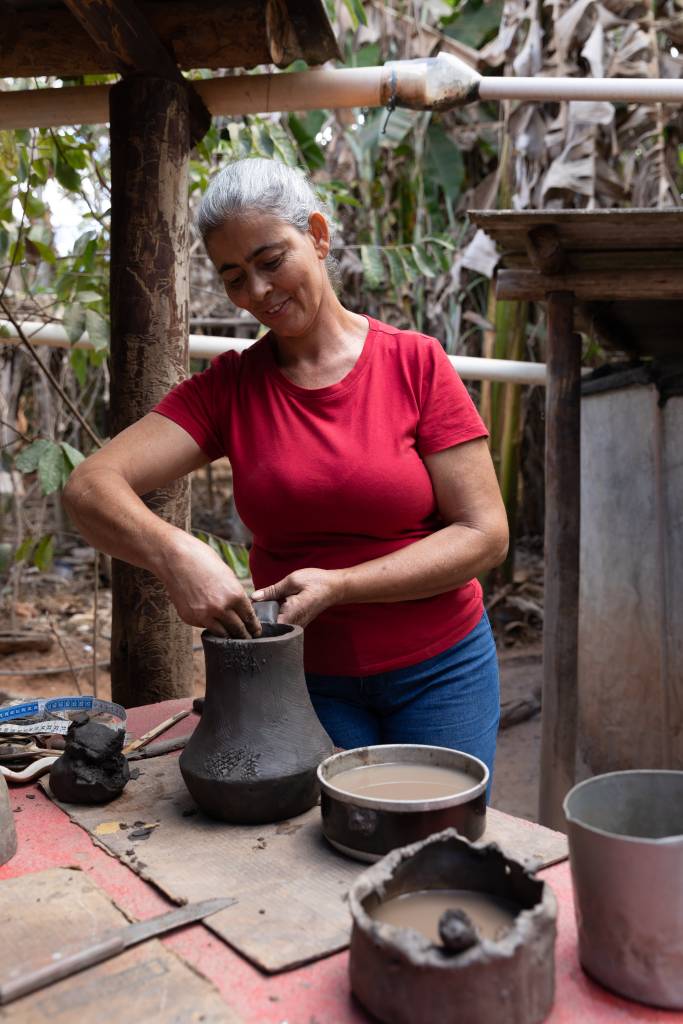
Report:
205,210,330,336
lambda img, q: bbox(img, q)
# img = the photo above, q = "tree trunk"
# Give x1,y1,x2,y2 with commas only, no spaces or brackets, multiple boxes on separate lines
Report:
109,75,193,708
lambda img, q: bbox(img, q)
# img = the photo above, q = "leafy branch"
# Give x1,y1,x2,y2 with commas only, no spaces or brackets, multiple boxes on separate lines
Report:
0,301,103,447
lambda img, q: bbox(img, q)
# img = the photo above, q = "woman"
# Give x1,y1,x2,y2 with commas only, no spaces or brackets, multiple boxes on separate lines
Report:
64,158,508,779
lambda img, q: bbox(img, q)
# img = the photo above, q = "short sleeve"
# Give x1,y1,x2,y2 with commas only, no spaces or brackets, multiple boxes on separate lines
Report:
153,352,238,461
416,337,489,456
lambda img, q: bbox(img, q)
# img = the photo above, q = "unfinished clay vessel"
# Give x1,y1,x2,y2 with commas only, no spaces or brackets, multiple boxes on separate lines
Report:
349,828,557,1024
179,624,333,824
49,713,130,804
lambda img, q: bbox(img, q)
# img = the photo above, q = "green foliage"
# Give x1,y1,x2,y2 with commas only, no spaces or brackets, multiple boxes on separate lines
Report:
194,531,251,579
442,0,504,48
14,533,55,571
360,245,385,289
0,126,110,347
326,0,368,30
15,439,85,495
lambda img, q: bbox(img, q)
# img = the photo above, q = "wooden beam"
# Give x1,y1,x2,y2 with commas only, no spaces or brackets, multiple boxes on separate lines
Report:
0,1,339,78
496,268,683,302
62,0,181,79
539,292,581,831
62,0,209,141
492,250,683,273
108,76,194,707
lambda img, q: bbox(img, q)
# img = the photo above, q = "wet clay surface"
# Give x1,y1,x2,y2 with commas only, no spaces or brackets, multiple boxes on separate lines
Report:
371,888,520,944
331,762,475,801
48,713,130,804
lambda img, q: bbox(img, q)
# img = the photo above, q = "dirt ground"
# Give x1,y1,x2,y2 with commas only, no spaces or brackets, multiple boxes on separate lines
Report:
1,542,544,821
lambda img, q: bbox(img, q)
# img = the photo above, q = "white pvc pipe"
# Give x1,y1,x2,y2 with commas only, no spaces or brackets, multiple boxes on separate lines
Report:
1,320,547,385
478,76,683,104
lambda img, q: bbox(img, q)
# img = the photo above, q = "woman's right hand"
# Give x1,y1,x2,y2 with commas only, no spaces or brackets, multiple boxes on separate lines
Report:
159,530,261,639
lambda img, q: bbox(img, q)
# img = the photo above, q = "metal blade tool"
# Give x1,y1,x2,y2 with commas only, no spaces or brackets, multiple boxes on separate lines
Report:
0,896,236,1005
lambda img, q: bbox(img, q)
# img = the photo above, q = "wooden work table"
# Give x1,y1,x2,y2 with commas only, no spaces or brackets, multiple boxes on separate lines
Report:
2,700,681,1024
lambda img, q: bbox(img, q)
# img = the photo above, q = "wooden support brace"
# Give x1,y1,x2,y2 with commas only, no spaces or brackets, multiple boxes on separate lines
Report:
539,291,581,830
525,226,566,275
62,0,209,142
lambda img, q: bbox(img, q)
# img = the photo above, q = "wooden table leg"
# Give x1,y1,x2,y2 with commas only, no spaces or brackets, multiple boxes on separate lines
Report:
539,291,581,830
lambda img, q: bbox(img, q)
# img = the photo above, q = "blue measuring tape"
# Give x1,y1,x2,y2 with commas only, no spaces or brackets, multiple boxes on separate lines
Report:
0,696,127,735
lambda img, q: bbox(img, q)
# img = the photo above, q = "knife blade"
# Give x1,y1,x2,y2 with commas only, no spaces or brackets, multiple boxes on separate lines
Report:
0,896,236,1005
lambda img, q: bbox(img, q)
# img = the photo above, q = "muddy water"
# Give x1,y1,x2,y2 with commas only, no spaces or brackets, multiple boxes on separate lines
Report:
371,889,520,943
331,762,475,801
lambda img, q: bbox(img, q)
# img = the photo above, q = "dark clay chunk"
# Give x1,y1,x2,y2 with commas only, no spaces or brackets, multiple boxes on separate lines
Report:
439,909,479,953
49,713,130,805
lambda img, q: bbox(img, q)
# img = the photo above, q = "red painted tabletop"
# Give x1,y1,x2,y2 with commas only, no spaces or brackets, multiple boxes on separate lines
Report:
2,699,680,1024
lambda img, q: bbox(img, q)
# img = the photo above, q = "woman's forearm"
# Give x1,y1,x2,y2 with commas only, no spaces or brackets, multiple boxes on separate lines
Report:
332,521,509,606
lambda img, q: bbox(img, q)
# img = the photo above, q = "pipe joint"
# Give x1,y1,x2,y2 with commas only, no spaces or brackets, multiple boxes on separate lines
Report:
381,52,481,112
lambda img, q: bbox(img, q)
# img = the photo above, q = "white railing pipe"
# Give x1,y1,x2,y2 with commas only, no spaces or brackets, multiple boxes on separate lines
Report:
1,320,547,385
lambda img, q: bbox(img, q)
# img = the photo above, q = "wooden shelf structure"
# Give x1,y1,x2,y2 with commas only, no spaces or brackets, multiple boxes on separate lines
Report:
470,207,683,829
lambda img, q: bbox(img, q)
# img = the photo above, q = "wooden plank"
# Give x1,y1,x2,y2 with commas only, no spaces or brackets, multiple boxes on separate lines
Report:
0,868,240,1023
0,1,340,77
108,75,194,707
42,754,568,974
471,207,683,255
493,249,683,272
539,292,581,831
496,268,683,302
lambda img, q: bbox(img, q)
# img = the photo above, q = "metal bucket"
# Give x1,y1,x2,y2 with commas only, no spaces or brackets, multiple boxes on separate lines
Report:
564,770,683,1008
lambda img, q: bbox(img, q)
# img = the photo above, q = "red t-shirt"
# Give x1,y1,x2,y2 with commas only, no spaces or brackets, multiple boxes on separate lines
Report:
154,316,488,675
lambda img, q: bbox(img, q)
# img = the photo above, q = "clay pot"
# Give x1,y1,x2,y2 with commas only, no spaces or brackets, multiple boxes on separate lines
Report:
349,828,557,1024
179,625,334,824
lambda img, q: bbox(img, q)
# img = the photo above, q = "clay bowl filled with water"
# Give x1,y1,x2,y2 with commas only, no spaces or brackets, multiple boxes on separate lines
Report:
317,744,488,862
349,828,557,1024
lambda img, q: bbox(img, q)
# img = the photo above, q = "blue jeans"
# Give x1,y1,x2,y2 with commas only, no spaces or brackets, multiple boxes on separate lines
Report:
306,612,500,791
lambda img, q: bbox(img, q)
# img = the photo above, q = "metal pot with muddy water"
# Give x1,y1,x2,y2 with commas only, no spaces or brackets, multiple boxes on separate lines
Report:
317,743,488,861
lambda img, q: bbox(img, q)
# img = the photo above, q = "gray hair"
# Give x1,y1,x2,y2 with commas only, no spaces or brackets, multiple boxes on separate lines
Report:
197,157,340,288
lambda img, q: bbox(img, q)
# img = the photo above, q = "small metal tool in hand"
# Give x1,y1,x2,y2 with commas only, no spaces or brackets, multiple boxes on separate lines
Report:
253,600,280,626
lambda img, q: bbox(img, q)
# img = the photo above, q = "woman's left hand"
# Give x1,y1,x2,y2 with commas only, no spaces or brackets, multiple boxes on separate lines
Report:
251,568,343,628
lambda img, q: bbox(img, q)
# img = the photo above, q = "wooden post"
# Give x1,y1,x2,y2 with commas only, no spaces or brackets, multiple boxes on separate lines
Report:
539,291,581,830
108,76,194,707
